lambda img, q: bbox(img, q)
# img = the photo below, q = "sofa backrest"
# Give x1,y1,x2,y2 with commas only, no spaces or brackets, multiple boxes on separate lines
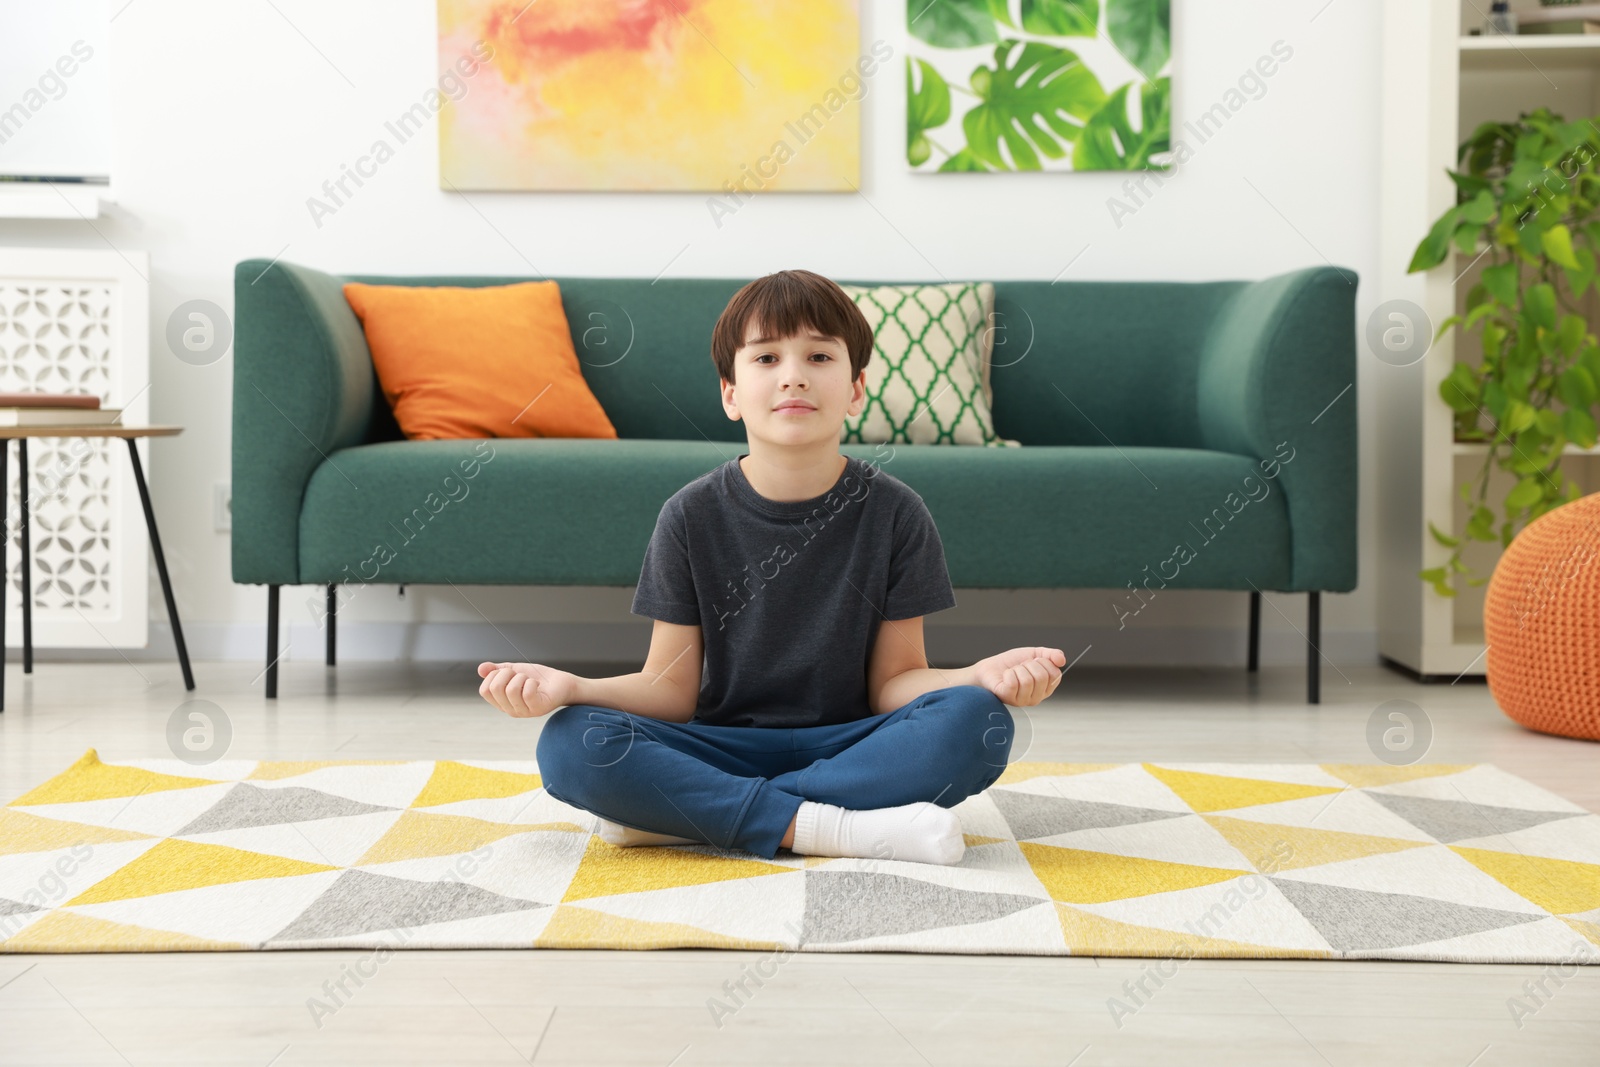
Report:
338,271,1249,448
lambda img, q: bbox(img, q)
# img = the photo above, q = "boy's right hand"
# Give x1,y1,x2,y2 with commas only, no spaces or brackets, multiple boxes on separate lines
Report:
477,661,579,718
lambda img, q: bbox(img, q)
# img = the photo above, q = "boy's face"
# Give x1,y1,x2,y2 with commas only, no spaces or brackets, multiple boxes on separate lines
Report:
721,322,865,447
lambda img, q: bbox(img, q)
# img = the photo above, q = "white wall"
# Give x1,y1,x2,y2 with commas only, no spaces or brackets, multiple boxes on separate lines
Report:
0,0,1385,674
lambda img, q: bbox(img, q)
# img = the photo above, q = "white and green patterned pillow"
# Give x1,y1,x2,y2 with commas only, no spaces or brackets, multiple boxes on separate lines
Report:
839,282,1021,447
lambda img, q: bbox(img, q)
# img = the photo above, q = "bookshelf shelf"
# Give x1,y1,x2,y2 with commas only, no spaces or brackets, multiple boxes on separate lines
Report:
1376,3,1600,679
0,184,114,220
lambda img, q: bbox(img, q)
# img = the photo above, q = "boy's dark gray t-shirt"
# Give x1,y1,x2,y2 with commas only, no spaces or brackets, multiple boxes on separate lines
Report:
630,452,957,728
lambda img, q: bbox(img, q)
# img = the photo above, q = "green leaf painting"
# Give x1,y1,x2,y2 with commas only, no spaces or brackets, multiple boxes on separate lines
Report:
906,0,1172,173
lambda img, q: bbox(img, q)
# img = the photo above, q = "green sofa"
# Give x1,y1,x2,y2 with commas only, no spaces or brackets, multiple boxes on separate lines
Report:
232,260,1358,703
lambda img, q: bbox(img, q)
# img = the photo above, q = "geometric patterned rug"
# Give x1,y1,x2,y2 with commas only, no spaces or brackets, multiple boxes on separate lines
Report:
3,749,1599,962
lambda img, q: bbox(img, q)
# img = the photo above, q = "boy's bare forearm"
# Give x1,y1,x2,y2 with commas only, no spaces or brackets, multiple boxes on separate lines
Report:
568,672,697,722
873,664,979,716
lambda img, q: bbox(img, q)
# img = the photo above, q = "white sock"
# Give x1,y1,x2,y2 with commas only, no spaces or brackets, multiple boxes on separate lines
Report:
790,800,965,866
595,817,699,847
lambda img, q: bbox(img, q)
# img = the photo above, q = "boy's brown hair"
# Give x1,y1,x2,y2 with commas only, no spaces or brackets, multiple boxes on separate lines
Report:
711,269,875,386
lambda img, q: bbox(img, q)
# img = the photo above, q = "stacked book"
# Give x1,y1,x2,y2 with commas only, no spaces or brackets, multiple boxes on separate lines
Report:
1519,4,1600,34
0,392,122,426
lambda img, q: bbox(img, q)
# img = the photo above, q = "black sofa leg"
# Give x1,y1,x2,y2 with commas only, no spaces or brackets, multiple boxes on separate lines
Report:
1307,591,1321,705
326,584,337,666
1247,591,1260,673
266,584,280,699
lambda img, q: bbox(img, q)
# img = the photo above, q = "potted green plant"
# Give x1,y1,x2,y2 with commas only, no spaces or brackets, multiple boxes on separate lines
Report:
1408,106,1600,597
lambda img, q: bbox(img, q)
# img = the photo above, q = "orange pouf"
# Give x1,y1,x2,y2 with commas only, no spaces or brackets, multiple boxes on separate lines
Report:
1484,491,1600,741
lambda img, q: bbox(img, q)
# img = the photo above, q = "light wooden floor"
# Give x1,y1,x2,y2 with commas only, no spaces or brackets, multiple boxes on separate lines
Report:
1,657,1597,1066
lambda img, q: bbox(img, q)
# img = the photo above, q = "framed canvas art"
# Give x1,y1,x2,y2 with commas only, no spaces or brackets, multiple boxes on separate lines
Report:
439,0,866,192
907,0,1172,173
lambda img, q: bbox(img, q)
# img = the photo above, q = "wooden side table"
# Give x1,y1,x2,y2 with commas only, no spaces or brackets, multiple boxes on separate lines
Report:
0,425,195,711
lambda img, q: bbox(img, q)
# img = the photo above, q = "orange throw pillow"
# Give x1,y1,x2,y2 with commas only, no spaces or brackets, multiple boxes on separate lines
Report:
341,280,618,441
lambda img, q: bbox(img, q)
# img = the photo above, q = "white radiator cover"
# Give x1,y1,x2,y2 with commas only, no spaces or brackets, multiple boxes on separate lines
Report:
0,248,151,649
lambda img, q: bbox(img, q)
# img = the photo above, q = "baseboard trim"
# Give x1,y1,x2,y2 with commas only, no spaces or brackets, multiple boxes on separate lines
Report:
11,620,1381,670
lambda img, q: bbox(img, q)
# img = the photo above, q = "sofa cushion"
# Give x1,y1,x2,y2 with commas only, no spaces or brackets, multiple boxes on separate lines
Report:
297,440,1290,590
840,282,1020,448
341,279,618,441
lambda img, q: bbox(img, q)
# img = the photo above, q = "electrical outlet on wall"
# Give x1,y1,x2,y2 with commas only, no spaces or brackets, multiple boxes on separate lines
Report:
215,483,231,531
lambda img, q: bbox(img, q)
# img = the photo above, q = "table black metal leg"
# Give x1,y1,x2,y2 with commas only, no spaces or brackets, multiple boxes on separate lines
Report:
124,437,194,691
19,437,30,674
326,584,336,666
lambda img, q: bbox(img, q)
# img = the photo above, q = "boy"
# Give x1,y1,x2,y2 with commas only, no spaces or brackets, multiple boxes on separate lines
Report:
478,269,1065,866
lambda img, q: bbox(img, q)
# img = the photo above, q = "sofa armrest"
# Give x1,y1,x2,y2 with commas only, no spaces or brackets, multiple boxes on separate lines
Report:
1196,265,1358,592
232,259,378,585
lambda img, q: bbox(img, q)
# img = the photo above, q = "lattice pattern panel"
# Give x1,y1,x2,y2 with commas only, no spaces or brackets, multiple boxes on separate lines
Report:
0,284,116,615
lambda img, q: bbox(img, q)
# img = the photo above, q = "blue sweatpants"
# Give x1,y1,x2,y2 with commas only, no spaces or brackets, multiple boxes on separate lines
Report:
535,684,1014,859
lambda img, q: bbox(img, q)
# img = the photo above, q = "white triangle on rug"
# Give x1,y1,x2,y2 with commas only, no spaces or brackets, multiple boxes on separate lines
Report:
1450,813,1600,865
417,792,566,825
478,831,593,899
1354,914,1592,964
274,904,556,950
1367,765,1588,812
180,810,407,868
1210,790,1436,842
114,756,258,782
1030,813,1252,870
816,897,1060,954
14,782,236,839
1271,845,1549,915
65,869,343,945
573,869,807,942
1143,763,1348,787
0,839,160,905
996,764,1192,811
248,763,437,810
357,828,586,905
1078,875,1333,954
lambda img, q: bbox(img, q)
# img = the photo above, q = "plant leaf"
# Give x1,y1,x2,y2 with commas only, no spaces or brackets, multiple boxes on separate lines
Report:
1021,0,1099,36
963,40,1106,170
1560,365,1597,407
937,147,995,172
1106,0,1170,78
1072,77,1169,171
1460,189,1497,225
1480,262,1518,306
908,58,951,144
1543,222,1581,269
909,0,1000,48
1506,475,1544,511
1562,406,1598,448
1428,520,1460,547
1523,282,1557,329
1409,206,1463,272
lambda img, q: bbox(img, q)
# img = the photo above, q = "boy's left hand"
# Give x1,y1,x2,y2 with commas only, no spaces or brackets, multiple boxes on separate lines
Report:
973,647,1066,707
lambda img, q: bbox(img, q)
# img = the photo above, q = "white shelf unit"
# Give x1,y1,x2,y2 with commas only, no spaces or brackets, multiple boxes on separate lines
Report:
1378,3,1600,680
0,183,115,220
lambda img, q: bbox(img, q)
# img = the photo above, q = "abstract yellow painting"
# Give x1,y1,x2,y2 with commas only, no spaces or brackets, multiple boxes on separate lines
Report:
438,0,865,192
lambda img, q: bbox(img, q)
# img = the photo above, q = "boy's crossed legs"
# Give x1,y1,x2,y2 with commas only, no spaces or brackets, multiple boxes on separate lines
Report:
534,685,1014,865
